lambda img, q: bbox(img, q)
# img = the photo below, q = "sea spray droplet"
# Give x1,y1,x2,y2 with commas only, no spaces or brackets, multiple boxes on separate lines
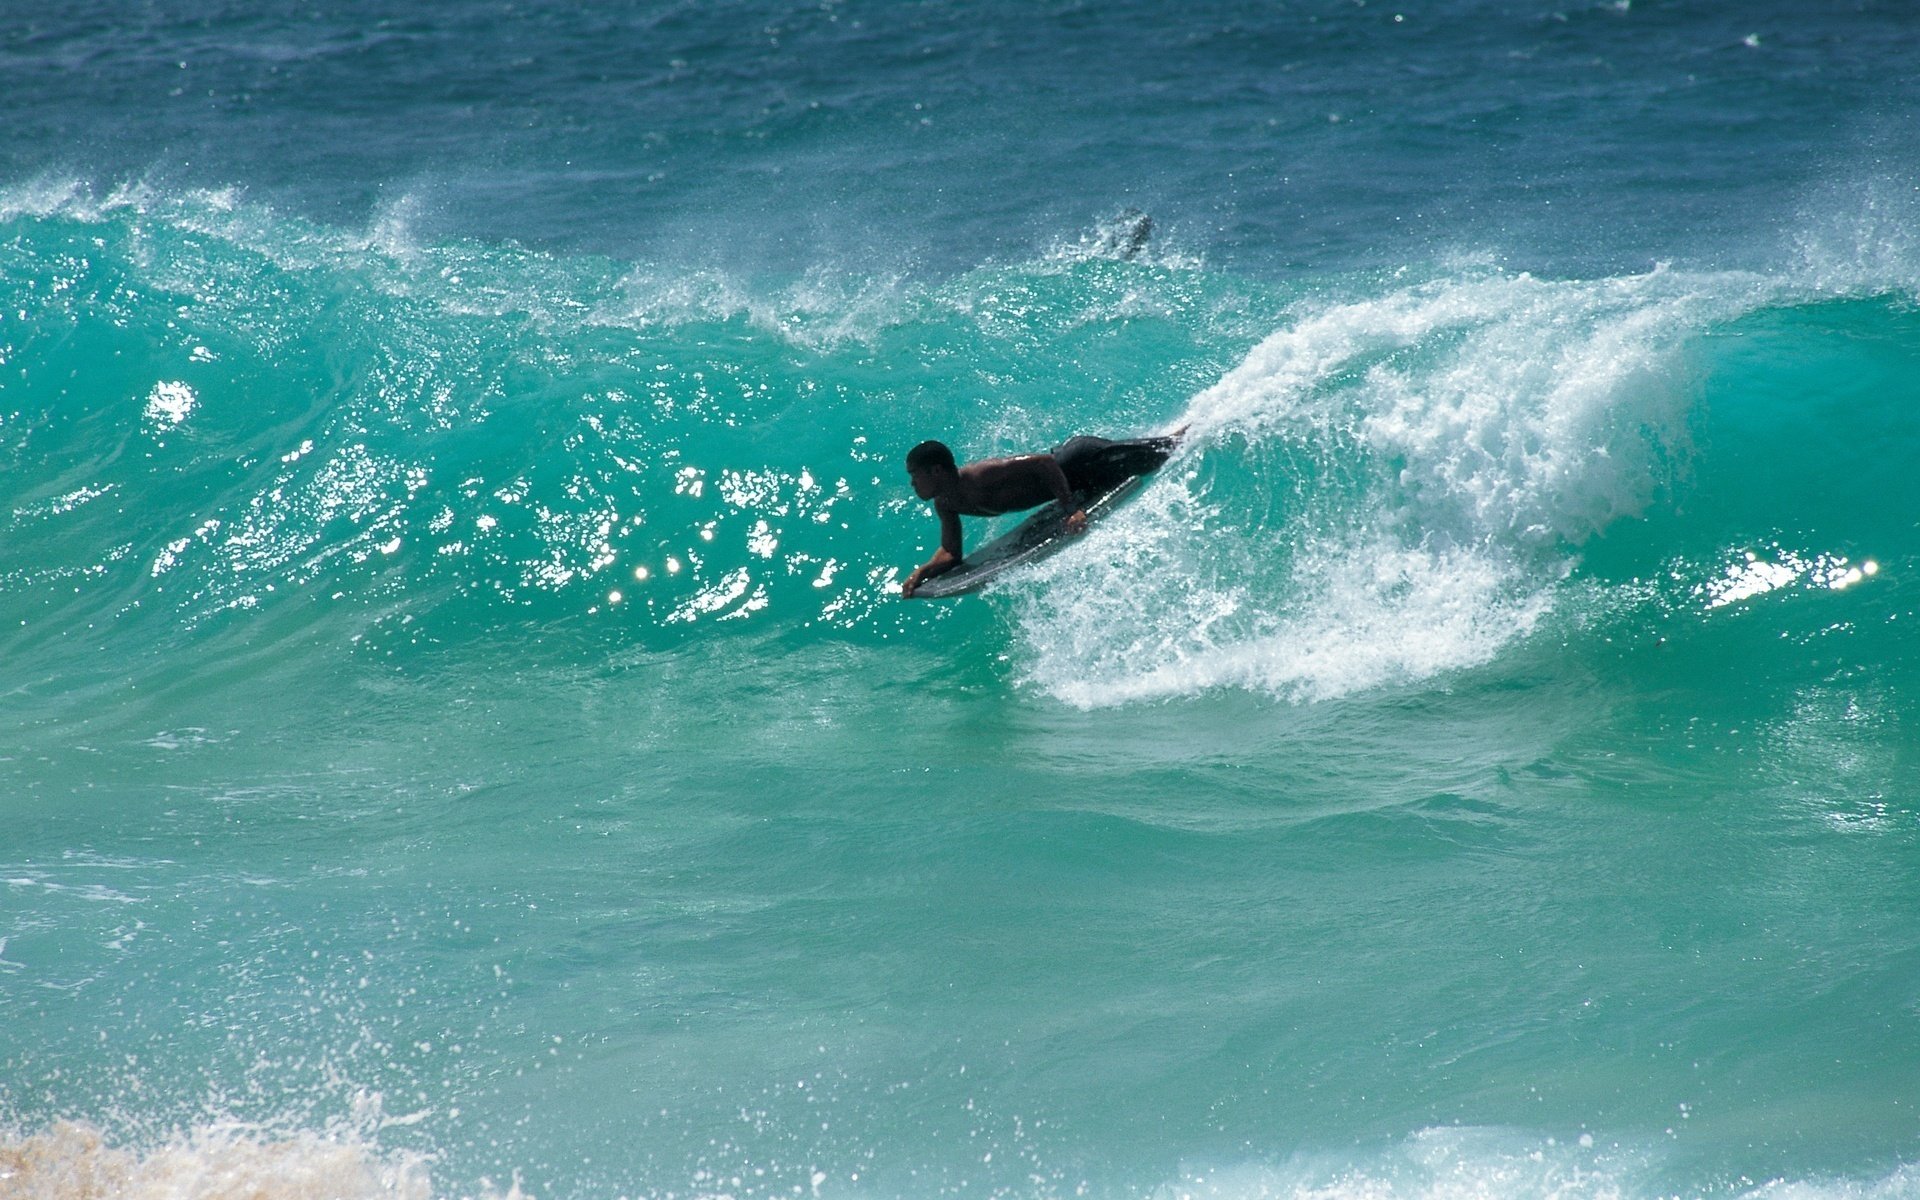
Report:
143,380,197,429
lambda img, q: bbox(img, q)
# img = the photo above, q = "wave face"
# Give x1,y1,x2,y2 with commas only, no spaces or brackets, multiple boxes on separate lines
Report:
4,187,1914,710
0,186,1270,688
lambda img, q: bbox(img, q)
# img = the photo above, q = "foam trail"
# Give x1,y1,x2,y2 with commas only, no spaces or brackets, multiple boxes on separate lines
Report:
1017,267,1784,707
1149,1128,1920,1200
1152,1127,1642,1200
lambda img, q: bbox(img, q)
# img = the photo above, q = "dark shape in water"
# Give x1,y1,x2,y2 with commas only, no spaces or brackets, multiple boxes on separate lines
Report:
1090,208,1154,261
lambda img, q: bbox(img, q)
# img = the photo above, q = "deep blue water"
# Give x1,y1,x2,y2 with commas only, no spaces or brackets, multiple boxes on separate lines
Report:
10,1,1920,273
5,4,1920,1198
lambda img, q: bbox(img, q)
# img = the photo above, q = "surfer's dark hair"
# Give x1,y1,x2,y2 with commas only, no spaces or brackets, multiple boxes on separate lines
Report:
906,440,956,473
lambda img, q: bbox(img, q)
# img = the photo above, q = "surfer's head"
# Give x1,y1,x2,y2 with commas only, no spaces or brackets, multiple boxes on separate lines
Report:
906,440,958,499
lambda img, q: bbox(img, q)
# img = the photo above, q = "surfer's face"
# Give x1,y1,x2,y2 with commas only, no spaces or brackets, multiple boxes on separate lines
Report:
908,465,950,500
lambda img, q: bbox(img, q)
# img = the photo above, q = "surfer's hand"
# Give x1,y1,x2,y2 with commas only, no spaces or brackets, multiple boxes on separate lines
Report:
1065,509,1088,535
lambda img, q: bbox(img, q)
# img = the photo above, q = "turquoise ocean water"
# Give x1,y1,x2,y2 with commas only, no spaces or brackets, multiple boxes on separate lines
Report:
5,4,1920,1197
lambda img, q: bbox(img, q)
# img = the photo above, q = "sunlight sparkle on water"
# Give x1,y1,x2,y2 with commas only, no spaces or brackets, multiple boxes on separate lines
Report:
1702,550,1880,609
143,380,197,429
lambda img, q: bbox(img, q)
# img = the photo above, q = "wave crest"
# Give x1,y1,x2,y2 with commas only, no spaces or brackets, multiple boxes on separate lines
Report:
1019,266,1783,707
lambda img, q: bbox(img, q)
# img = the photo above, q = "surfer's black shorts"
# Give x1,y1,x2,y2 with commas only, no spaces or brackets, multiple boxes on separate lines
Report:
1051,435,1177,495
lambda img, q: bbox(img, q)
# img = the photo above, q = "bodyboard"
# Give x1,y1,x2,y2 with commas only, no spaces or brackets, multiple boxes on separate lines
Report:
908,476,1144,599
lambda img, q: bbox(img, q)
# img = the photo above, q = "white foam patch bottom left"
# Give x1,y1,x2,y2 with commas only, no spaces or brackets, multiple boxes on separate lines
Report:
0,1117,528,1200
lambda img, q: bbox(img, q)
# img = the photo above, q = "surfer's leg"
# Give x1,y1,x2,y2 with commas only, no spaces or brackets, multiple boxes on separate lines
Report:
1051,435,1113,463
1126,434,1178,466
1057,435,1175,493
1108,436,1175,479
1051,436,1117,493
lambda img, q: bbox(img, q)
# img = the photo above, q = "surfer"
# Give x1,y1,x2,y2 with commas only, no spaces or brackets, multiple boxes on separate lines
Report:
900,432,1181,597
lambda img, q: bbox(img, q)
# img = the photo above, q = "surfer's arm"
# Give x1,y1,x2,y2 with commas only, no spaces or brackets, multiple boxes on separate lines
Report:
1040,456,1088,535
902,506,965,597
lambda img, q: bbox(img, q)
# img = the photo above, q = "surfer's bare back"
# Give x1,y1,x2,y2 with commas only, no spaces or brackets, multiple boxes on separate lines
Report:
900,442,1083,598
900,433,1180,597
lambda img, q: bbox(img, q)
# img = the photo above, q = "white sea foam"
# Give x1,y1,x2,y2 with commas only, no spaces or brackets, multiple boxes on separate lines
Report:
1151,1128,1640,1200
1792,171,1920,297
0,175,93,222
8,1116,1913,1200
0,1084,543,1200
1147,1127,1920,1200
1019,266,1783,707
0,1119,449,1200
